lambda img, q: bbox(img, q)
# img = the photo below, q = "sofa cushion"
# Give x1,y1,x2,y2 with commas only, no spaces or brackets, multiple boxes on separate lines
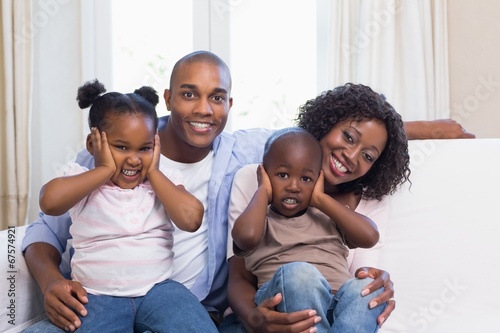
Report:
379,139,500,332
0,225,46,333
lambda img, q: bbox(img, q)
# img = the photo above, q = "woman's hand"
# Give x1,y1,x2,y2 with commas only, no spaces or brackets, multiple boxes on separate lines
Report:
355,266,396,327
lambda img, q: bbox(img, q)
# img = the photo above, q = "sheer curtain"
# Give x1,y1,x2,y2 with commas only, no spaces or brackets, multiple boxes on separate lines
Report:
321,0,449,120
0,0,32,230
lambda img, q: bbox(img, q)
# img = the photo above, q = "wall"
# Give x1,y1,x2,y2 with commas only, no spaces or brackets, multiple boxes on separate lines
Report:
448,0,500,138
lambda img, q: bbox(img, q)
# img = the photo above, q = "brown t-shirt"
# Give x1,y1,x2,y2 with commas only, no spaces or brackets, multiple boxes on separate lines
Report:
237,207,351,291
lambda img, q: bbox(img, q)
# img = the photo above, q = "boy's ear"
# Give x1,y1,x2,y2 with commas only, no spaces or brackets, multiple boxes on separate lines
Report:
86,134,93,155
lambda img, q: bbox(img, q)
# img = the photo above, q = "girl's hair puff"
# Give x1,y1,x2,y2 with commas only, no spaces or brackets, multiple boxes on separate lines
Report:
296,83,410,200
76,79,160,131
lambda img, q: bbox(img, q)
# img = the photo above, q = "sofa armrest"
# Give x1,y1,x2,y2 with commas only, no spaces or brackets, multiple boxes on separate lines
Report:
0,225,46,333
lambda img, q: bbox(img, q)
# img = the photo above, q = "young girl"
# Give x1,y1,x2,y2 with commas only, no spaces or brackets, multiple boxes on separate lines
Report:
39,79,217,332
226,83,411,332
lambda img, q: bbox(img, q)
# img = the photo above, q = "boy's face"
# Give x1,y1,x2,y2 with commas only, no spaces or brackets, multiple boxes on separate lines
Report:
163,61,232,159
90,113,156,189
265,140,321,217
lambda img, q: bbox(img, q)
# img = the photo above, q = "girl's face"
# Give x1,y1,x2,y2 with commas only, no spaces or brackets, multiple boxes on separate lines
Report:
104,113,156,189
319,118,388,188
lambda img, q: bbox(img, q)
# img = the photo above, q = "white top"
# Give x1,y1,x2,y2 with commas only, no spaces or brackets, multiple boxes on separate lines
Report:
65,158,183,297
162,150,214,289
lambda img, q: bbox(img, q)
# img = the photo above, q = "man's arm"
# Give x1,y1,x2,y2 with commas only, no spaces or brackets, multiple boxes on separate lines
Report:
404,119,475,140
24,243,88,331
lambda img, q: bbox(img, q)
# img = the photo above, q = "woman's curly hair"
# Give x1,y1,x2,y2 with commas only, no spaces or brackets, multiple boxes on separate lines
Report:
296,83,410,200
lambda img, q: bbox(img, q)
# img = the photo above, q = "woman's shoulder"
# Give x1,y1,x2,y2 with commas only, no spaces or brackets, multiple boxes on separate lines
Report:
356,196,389,215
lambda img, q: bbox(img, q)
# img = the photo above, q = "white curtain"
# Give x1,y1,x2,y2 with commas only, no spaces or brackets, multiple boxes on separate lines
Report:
323,0,449,120
0,0,32,230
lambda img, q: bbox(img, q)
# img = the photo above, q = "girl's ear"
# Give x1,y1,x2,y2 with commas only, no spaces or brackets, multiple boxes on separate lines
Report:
86,134,93,155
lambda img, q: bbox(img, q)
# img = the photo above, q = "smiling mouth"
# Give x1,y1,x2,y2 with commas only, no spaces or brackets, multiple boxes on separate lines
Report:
122,169,138,176
190,121,211,129
332,156,348,173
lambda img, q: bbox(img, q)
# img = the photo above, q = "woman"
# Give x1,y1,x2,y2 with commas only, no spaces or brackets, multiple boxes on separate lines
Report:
224,83,410,332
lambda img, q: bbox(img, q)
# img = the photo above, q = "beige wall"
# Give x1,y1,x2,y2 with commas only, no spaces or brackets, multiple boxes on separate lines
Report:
448,0,500,138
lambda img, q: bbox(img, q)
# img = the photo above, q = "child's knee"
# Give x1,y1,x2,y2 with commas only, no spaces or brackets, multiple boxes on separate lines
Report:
280,262,323,282
340,277,383,300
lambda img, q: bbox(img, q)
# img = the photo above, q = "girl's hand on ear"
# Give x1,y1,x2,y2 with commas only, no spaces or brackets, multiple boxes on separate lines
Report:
309,170,325,208
256,164,273,204
148,134,161,176
91,128,116,175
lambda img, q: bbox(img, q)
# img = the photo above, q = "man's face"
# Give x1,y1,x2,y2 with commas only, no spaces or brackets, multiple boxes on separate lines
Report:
164,61,233,154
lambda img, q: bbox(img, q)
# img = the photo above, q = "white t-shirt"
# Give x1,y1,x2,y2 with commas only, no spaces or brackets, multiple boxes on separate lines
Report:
162,151,214,289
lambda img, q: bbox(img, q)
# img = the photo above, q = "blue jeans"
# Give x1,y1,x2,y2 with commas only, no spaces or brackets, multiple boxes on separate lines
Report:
22,280,218,333
220,262,385,333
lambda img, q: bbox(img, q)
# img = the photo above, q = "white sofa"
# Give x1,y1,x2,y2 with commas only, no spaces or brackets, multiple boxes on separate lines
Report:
2,139,500,333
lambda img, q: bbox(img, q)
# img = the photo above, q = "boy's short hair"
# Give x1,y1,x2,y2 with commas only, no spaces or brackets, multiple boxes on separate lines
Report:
263,127,322,167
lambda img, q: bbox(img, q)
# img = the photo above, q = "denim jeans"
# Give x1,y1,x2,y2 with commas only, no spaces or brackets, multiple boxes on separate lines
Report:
220,262,385,333
22,280,218,333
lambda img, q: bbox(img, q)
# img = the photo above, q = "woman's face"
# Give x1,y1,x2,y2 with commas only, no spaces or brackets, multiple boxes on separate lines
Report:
319,118,388,187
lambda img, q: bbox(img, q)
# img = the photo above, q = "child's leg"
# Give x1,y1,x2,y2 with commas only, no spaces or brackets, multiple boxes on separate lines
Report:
77,294,135,333
134,279,218,333
20,319,67,333
330,277,386,333
20,294,134,333
254,262,332,333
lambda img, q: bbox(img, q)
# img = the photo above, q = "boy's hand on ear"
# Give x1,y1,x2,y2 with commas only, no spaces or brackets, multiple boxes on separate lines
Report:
309,170,325,208
91,128,116,175
256,164,273,203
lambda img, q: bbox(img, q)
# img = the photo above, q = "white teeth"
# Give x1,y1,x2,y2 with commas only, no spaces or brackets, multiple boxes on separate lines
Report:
283,198,297,205
190,122,210,129
122,169,138,176
333,157,348,173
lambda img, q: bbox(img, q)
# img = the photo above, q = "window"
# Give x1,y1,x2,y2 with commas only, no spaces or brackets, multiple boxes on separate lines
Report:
109,0,317,129
228,0,317,130
110,0,194,116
